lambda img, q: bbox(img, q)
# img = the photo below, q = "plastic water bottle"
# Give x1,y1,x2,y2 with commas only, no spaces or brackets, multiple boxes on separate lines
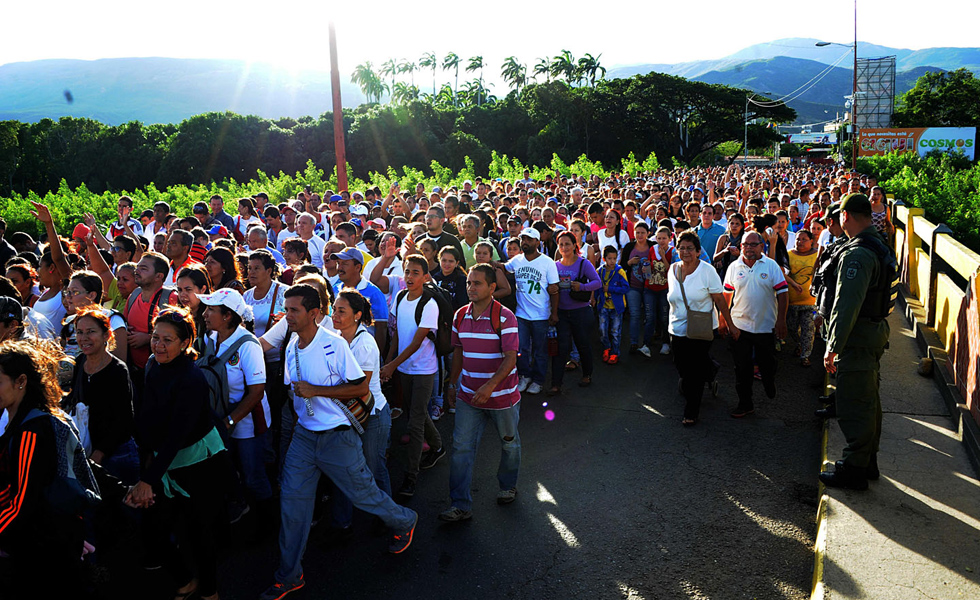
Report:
547,325,558,356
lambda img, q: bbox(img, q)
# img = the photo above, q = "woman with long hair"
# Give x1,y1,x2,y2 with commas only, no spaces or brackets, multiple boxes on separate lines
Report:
713,213,745,279
129,306,230,600
281,238,311,286
328,288,392,530
620,221,655,356
234,198,261,242
175,265,213,356
0,339,91,596
204,247,245,294
548,231,600,394
596,209,629,263
569,219,597,265
869,186,894,238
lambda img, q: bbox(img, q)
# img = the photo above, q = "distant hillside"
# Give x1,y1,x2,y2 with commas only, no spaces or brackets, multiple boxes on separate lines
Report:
0,57,367,125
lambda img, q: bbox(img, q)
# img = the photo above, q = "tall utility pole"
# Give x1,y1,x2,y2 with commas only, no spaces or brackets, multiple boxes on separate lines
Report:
851,0,858,171
328,23,348,191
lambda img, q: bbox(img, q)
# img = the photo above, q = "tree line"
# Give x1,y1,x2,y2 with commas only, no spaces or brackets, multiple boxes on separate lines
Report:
0,72,795,198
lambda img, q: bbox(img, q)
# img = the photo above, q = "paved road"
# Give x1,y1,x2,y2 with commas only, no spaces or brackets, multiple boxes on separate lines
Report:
93,334,824,600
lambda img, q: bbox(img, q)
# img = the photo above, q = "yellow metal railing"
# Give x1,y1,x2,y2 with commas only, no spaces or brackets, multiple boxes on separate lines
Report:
891,199,980,427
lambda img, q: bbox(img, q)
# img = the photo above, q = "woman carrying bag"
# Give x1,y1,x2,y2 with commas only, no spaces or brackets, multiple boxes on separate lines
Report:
548,231,601,394
667,231,739,427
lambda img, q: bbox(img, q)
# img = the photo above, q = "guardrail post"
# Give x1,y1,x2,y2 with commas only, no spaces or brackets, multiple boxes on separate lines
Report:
902,206,926,297
926,224,954,327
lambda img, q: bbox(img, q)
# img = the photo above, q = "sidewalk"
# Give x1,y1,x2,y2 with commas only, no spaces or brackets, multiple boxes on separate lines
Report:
814,309,980,599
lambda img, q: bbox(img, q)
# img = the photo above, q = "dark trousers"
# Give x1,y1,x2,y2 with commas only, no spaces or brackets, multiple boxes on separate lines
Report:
551,306,595,388
837,319,889,468
672,335,713,420
730,331,777,408
143,452,232,597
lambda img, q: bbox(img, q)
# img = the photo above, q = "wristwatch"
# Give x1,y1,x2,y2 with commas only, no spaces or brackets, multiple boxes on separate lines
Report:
227,416,235,427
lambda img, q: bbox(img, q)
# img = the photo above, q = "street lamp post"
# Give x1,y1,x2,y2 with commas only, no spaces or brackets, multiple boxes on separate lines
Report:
817,0,858,171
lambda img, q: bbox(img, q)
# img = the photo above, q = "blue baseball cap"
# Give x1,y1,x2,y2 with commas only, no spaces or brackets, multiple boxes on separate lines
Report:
329,247,364,265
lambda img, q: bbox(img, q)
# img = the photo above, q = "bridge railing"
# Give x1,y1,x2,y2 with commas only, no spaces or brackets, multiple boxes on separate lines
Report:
891,197,980,434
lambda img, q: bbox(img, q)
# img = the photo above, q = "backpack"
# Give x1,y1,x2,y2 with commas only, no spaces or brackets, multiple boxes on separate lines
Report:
195,333,262,420
452,301,505,340
396,283,454,356
125,286,174,322
11,409,101,517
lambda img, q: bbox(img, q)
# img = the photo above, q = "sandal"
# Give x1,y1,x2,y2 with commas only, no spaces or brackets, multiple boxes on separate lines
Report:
565,360,579,371
546,386,562,396
577,376,592,388
174,580,198,600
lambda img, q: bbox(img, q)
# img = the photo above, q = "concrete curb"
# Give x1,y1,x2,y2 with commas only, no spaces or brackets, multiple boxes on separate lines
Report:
810,372,832,600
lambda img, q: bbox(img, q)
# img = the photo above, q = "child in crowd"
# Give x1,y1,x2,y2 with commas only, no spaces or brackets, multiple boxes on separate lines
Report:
595,246,629,364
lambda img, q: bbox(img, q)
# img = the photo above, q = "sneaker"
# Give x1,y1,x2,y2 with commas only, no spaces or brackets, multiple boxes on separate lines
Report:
526,382,543,394
496,488,518,505
517,376,531,392
763,379,777,399
448,407,456,414
709,379,719,397
228,502,250,525
388,512,419,554
141,556,163,571
602,349,610,363
753,366,762,380
438,506,473,522
638,345,652,358
608,354,619,365
660,343,671,355
259,576,305,600
420,446,446,470
396,478,416,498
429,404,445,421
390,407,403,420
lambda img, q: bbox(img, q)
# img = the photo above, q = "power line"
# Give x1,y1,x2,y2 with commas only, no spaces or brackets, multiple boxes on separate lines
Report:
748,49,852,108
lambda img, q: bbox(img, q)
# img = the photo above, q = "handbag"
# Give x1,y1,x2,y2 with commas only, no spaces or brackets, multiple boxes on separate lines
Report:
569,258,593,302
293,331,375,434
674,263,714,341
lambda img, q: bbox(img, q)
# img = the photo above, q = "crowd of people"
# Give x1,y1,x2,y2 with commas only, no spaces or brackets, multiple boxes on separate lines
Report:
0,163,895,598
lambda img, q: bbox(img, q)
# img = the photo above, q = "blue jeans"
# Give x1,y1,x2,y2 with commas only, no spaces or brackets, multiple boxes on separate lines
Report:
598,307,623,354
552,306,595,387
102,437,140,486
649,289,669,338
330,404,393,528
230,433,273,502
517,317,549,385
276,425,417,586
449,400,521,511
627,288,658,346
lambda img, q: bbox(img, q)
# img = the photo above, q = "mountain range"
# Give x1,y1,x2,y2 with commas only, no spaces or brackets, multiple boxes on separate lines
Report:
1,38,977,126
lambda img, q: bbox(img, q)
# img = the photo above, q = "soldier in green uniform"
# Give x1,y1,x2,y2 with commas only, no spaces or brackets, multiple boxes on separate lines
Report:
819,193,896,490
812,203,846,418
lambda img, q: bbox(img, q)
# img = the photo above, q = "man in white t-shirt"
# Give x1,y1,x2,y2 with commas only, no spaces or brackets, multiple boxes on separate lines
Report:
723,231,789,418
377,253,446,499
296,213,326,269
500,228,559,395
264,284,418,600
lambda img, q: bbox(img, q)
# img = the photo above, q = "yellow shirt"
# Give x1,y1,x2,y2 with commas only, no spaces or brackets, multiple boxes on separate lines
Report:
787,250,818,306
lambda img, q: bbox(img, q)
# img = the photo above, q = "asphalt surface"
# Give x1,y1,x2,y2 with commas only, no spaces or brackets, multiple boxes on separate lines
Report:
62,332,825,600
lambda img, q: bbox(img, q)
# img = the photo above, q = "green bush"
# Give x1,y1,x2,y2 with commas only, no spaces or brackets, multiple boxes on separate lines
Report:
0,152,657,238
858,152,980,252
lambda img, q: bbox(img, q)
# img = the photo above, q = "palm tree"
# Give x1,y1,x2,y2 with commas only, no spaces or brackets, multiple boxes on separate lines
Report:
533,57,551,83
380,59,398,103
501,56,527,93
419,52,437,96
398,59,417,87
465,56,485,105
351,62,385,103
577,53,607,87
432,83,455,109
392,82,420,104
443,52,460,107
550,50,576,84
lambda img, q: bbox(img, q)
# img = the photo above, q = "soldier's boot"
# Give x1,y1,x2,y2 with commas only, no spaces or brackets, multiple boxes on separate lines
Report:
819,460,869,491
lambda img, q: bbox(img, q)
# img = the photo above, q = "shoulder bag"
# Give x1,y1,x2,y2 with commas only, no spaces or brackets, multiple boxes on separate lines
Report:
674,263,714,341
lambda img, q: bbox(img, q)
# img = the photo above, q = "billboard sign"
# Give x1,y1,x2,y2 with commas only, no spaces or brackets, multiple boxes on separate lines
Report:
859,127,976,160
785,133,837,145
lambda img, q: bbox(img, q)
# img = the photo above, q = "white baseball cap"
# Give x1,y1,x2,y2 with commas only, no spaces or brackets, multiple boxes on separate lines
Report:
350,204,369,217
197,288,254,322
519,227,541,241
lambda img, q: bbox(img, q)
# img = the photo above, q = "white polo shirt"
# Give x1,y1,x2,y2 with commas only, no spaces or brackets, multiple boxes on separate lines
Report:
284,327,366,431
723,255,788,334
209,327,270,440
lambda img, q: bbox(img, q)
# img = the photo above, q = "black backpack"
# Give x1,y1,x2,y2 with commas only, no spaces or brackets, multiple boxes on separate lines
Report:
396,283,454,356
196,333,262,420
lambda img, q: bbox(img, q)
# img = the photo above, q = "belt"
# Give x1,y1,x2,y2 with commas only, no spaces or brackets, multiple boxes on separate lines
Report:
312,424,351,434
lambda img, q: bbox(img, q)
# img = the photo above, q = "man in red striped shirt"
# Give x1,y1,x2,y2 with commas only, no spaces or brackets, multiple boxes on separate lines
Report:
440,264,521,522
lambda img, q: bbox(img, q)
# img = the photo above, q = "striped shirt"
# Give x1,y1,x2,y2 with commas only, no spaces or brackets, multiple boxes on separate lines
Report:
451,302,521,410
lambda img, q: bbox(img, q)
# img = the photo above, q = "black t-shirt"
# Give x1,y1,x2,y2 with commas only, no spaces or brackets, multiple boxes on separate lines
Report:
73,354,135,457
431,269,468,311
415,231,465,264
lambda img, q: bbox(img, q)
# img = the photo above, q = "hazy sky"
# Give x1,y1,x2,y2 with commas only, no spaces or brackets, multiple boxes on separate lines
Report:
6,0,975,83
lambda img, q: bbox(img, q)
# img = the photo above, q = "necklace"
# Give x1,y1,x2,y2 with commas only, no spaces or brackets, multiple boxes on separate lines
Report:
84,353,112,382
